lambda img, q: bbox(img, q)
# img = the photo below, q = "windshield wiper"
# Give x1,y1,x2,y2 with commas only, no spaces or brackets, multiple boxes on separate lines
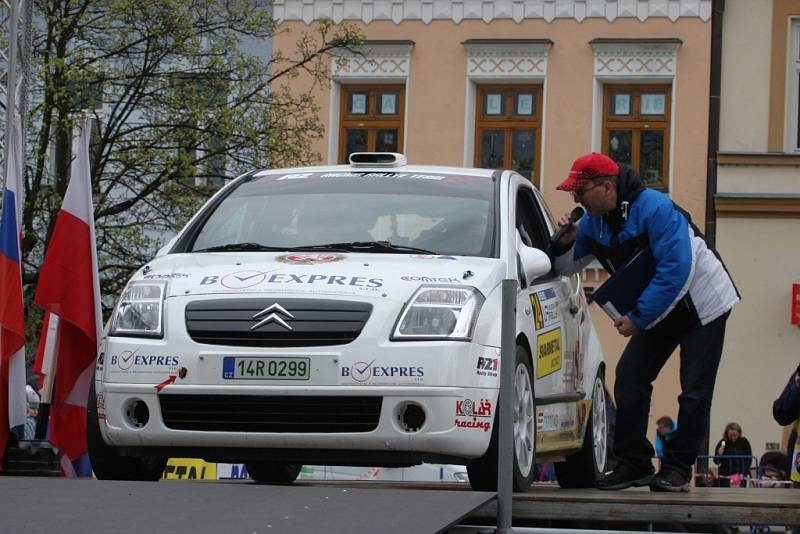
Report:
193,242,348,253
298,241,438,255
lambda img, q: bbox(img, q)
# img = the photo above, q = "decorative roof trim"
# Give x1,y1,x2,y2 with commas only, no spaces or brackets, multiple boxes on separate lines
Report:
592,38,681,78
274,1,712,25
465,40,552,79
332,41,413,80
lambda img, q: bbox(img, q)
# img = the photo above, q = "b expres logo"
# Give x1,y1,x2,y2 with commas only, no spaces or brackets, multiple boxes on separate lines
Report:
199,271,383,290
110,349,179,372
340,360,424,383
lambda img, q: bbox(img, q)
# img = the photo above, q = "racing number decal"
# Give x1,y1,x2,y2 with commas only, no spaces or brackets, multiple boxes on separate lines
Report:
536,328,562,379
530,289,560,331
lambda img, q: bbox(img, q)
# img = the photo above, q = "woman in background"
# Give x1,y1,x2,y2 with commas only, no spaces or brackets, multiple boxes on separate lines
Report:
713,422,752,487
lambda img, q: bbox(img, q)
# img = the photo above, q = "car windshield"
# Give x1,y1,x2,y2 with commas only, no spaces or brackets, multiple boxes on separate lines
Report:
188,170,497,258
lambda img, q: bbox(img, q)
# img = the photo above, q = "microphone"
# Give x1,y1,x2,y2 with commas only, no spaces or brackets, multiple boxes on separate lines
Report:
550,207,585,243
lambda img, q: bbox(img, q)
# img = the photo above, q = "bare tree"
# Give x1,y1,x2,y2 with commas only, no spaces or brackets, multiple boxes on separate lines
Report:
18,0,362,352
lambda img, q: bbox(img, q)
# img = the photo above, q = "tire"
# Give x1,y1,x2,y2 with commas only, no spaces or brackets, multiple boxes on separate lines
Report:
554,371,611,488
467,345,535,492
87,380,166,481
245,462,302,484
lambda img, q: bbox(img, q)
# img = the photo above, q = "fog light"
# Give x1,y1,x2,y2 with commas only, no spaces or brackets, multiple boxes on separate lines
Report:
397,403,426,433
124,398,150,429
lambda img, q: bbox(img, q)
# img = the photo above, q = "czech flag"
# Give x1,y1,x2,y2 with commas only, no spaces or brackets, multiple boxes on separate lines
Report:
0,114,29,467
34,118,101,477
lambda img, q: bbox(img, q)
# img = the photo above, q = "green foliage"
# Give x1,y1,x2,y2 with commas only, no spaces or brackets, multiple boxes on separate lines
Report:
18,0,363,361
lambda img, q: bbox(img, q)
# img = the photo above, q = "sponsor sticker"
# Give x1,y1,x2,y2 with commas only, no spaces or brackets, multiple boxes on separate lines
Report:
400,275,460,283
409,255,458,261
164,458,217,480
455,398,492,432
198,271,383,291
536,328,562,379
108,349,180,374
476,356,499,378
275,254,345,265
530,289,560,330
260,171,476,183
536,411,559,432
340,359,424,385
142,272,190,280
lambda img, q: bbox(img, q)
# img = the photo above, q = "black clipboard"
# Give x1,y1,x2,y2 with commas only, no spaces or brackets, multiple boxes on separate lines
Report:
591,247,657,321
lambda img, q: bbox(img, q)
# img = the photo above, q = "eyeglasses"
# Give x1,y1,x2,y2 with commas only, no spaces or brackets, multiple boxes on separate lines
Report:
570,182,602,201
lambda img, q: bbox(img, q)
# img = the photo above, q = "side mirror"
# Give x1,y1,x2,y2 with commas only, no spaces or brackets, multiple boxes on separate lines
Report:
155,235,178,257
518,245,552,281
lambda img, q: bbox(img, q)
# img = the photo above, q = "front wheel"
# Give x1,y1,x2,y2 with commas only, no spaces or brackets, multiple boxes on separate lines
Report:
554,372,611,488
245,462,302,484
467,345,535,492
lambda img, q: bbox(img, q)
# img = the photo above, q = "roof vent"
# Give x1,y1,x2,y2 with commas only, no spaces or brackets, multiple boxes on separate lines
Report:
348,152,407,167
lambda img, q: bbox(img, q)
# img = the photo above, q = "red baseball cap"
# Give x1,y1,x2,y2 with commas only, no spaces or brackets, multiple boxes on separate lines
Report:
557,152,620,192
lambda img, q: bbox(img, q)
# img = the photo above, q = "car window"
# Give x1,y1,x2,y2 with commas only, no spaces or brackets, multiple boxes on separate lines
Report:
190,171,498,258
515,187,549,251
531,186,558,235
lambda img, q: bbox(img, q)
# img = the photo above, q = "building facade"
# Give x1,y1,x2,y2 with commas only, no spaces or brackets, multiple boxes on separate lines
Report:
712,0,800,464
273,0,713,456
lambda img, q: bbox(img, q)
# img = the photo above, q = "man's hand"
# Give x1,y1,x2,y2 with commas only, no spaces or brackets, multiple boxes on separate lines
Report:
556,211,579,246
613,315,639,337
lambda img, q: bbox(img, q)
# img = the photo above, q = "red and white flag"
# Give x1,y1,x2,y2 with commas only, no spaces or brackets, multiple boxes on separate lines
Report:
0,114,28,466
34,118,101,474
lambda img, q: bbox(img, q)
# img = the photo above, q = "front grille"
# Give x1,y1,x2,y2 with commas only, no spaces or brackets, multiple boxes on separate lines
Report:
159,395,382,433
185,298,372,347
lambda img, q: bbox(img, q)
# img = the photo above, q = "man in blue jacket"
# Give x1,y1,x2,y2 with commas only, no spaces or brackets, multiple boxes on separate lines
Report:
553,152,740,492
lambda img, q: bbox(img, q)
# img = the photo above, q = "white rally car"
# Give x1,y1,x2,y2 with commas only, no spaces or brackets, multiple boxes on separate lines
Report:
89,153,611,491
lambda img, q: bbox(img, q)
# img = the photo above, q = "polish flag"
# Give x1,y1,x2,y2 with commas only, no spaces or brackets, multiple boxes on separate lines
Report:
34,118,101,475
0,114,28,466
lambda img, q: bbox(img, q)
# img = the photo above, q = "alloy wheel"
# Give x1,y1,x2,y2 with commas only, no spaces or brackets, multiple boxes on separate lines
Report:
513,362,534,476
591,376,608,473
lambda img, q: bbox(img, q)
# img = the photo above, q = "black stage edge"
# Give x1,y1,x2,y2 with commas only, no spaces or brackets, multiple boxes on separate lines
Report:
1,440,61,476
0,477,496,534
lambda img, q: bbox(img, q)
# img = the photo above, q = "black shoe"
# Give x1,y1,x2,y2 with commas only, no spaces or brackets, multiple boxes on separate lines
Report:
650,469,691,492
596,462,655,490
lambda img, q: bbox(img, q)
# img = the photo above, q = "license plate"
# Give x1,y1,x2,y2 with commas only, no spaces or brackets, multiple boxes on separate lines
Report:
222,357,310,380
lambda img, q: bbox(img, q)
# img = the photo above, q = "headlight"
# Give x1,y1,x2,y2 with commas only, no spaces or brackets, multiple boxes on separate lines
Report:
392,285,485,341
109,281,166,338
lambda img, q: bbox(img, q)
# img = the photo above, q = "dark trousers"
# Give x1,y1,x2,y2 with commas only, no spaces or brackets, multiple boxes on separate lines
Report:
613,311,729,477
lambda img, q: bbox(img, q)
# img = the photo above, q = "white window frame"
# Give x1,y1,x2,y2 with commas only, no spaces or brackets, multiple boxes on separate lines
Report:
590,39,680,195
328,42,413,164
787,18,800,153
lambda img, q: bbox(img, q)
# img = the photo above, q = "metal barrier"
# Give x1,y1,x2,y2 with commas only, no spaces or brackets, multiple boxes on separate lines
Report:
693,454,793,488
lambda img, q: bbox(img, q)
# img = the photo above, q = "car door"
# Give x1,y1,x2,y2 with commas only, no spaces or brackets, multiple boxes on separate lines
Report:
514,183,584,450
515,186,579,394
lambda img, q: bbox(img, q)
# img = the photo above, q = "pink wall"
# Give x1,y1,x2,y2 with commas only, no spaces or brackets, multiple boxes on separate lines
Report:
275,16,709,225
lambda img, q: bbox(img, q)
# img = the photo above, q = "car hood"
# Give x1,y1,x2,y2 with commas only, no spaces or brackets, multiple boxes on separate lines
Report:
132,252,505,301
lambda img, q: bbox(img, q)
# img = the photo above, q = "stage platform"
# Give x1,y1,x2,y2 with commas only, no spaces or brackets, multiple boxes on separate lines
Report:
0,477,796,533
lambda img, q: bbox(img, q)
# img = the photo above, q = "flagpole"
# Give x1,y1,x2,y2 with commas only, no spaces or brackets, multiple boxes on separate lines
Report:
34,314,60,439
